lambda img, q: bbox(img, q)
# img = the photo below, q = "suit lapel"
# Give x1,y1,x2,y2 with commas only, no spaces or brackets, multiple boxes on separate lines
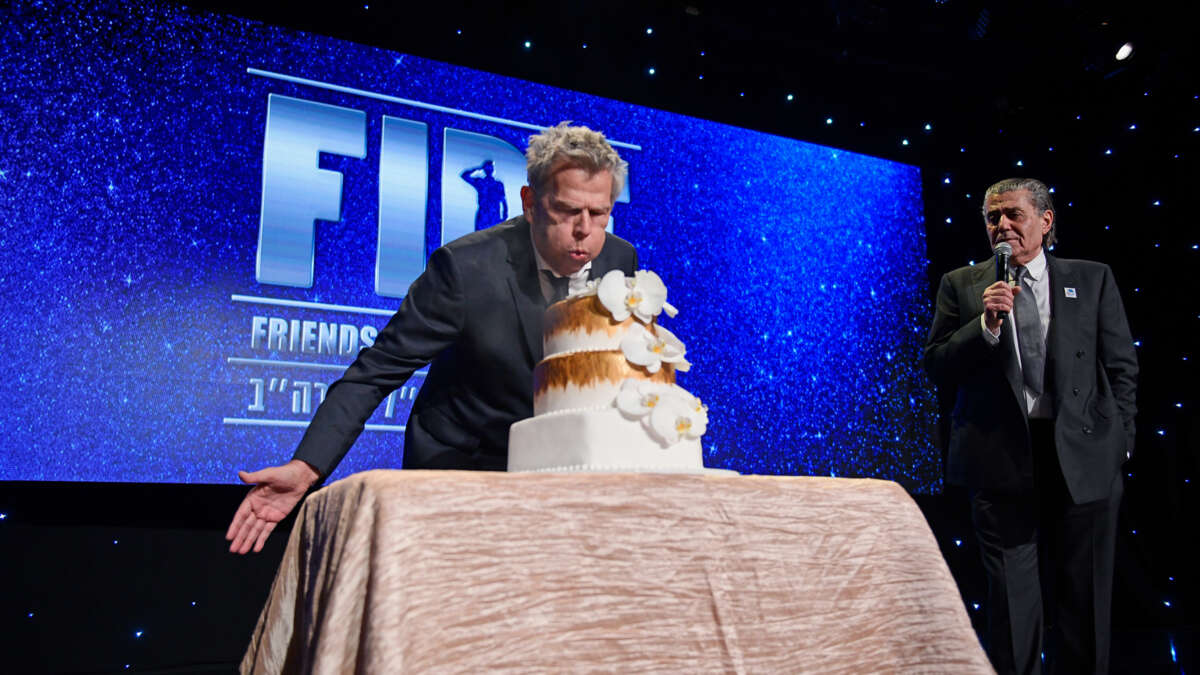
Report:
503,217,545,364
1046,254,1075,402
587,233,621,280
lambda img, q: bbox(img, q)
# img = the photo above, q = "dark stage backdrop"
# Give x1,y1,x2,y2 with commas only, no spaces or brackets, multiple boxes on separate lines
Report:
0,0,939,491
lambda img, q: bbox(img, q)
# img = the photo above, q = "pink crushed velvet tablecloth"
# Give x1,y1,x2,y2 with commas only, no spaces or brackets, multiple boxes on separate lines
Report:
242,470,991,674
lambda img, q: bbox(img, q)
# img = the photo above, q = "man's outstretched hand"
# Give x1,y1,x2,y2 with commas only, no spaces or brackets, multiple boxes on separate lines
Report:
225,459,319,554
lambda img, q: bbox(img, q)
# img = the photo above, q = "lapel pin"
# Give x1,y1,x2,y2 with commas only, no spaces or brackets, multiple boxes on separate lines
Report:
1064,287,1077,298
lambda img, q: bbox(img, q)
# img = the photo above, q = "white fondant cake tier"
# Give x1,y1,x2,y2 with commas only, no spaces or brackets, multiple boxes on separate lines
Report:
544,327,623,358
508,408,705,473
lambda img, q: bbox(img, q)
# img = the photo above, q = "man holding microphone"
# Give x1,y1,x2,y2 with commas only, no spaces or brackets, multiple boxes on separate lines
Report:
924,178,1138,674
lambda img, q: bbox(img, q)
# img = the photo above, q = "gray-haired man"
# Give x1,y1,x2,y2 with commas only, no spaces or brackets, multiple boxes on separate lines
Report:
924,178,1137,673
227,123,638,554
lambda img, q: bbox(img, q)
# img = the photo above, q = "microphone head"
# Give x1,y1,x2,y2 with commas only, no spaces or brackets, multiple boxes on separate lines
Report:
994,242,1013,257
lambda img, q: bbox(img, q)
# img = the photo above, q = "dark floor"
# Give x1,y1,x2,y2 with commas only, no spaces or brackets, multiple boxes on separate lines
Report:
913,491,1196,674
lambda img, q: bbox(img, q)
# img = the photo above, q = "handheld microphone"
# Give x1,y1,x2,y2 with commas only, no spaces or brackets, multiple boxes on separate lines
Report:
994,242,1012,321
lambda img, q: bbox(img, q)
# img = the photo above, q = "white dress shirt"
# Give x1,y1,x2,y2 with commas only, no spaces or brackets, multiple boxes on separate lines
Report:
981,249,1052,418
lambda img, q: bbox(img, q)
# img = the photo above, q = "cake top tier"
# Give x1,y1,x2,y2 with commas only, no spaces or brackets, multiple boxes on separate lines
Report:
549,270,677,326
543,270,689,374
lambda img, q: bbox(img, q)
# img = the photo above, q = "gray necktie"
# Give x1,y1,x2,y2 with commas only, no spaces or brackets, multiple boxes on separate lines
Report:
543,270,569,305
1013,266,1045,396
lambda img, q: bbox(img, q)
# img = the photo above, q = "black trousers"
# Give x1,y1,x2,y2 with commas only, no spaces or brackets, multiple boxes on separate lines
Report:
970,419,1123,675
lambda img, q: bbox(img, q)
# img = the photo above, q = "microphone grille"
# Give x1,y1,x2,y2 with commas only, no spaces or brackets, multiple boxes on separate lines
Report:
994,242,1013,256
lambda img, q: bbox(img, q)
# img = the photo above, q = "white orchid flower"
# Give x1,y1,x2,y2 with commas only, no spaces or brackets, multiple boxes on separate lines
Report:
597,270,633,321
646,392,707,446
597,269,668,323
652,325,690,371
674,386,709,435
615,379,667,418
620,324,689,374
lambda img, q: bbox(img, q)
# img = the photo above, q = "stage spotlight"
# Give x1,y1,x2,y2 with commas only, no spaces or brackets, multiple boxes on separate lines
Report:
1115,42,1133,60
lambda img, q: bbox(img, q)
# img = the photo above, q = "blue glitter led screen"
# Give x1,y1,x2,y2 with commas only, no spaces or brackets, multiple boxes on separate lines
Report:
0,0,939,491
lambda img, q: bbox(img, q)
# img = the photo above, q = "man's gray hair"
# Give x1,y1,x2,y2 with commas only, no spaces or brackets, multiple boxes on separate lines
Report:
982,177,1058,248
526,122,628,201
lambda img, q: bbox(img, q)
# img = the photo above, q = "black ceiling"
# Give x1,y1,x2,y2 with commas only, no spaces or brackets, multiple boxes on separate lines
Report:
179,0,1198,163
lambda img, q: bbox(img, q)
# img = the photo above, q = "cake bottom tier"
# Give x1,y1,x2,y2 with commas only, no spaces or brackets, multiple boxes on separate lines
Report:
507,408,707,473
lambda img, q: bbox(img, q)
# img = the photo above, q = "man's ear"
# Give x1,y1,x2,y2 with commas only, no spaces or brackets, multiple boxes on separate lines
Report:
520,185,536,222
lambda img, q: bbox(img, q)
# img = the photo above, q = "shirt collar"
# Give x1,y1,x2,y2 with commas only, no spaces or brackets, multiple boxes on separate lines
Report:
1021,248,1047,282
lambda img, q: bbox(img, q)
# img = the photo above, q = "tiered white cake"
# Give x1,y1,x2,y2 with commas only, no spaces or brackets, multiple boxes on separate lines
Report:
508,270,715,473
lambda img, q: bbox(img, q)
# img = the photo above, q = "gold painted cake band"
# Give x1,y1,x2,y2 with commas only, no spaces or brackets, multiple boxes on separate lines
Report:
544,294,656,340
533,350,675,396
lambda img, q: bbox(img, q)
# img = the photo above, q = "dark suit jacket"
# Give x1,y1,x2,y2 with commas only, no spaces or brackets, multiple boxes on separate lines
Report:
292,216,638,475
923,253,1137,504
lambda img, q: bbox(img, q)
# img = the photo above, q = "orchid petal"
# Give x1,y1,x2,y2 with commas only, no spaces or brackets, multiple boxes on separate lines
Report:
623,270,666,323
615,379,651,417
653,326,687,359
597,269,631,321
647,399,684,446
620,324,662,372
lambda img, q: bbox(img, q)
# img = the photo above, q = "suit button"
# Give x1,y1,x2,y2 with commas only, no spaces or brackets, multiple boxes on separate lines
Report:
1083,426,1092,434
1073,387,1080,396
1076,350,1085,358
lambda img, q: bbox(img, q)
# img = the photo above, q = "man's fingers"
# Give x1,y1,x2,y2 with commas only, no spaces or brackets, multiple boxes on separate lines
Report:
231,523,254,555
238,468,266,485
239,517,268,555
224,515,241,543
253,522,277,553
228,521,249,553
231,510,261,553
225,497,254,540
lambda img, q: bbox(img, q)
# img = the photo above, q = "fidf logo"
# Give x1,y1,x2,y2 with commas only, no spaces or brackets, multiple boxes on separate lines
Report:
254,94,633,299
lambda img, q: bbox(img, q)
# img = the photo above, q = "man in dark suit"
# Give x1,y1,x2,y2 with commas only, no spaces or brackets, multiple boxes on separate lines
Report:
227,122,638,554
924,178,1137,674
